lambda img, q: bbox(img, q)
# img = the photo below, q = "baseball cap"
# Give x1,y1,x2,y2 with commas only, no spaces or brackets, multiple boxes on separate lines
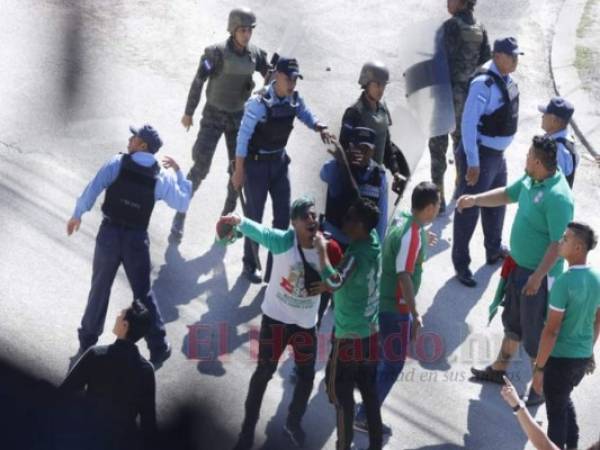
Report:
350,127,376,149
276,57,303,80
129,125,163,154
493,37,524,56
538,97,574,122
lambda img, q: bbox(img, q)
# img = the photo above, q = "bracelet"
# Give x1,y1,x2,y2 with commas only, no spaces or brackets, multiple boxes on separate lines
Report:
512,402,524,413
533,363,545,373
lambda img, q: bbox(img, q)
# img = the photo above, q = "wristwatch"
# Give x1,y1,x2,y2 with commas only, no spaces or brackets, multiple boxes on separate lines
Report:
512,401,524,413
533,363,545,373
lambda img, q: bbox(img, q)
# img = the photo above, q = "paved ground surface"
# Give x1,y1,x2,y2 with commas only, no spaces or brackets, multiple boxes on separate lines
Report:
1,0,599,449
576,0,600,104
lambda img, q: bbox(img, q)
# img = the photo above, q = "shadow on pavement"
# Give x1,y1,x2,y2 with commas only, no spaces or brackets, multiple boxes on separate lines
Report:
417,263,498,372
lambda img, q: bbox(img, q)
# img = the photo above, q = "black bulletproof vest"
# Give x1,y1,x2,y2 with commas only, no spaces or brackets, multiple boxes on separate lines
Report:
470,68,519,137
101,154,159,230
248,92,298,154
555,137,577,188
325,165,383,229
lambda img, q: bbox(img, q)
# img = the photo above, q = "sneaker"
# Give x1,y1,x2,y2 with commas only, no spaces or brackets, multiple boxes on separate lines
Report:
150,343,172,369
487,245,510,265
283,422,306,447
456,270,477,287
470,365,506,384
352,417,392,436
242,264,263,284
525,388,545,407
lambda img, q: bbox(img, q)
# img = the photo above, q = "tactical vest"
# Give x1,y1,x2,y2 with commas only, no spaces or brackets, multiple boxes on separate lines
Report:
205,41,261,113
325,165,383,229
555,136,577,188
101,154,159,230
248,91,298,154
348,97,392,165
470,68,519,137
447,14,486,83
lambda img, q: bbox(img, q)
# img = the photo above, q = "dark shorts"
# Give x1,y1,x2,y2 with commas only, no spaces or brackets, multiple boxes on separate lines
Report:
501,265,549,358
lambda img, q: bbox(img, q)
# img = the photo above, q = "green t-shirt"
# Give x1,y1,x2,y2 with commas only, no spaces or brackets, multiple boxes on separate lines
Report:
548,266,600,358
380,212,427,314
330,230,381,339
505,171,574,278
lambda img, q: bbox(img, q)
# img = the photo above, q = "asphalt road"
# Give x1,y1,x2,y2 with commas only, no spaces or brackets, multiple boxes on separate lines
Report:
1,0,599,449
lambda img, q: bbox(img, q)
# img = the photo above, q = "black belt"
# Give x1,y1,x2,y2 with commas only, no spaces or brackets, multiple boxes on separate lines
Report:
248,151,284,161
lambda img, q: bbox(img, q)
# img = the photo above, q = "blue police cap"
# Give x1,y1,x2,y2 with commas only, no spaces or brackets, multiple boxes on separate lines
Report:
276,57,303,80
538,97,574,122
493,37,524,56
350,127,376,149
129,125,163,154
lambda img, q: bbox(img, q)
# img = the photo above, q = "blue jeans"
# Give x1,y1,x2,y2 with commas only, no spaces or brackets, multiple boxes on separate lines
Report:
452,143,507,274
78,221,168,353
356,311,411,422
242,153,291,272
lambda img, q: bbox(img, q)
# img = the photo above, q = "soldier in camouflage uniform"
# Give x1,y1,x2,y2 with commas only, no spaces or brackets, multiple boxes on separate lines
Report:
169,8,270,243
428,0,491,214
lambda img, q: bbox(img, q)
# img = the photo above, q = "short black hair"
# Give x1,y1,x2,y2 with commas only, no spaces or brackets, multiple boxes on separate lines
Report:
411,181,440,211
346,197,380,233
531,135,558,172
567,221,598,252
124,299,151,343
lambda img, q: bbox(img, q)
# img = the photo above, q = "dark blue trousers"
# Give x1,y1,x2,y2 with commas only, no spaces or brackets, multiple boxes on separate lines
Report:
78,221,168,353
452,144,507,274
242,153,291,271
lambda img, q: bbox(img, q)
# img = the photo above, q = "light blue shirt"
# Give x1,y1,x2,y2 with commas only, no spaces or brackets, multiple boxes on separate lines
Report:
549,128,575,177
73,152,192,220
320,159,388,245
235,82,319,157
461,61,517,167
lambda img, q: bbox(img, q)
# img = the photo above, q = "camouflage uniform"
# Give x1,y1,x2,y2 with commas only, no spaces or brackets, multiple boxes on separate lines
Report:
171,37,269,240
428,6,491,210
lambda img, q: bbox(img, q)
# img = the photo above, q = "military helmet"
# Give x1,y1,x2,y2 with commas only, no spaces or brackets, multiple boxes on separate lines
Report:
227,7,256,34
358,61,390,88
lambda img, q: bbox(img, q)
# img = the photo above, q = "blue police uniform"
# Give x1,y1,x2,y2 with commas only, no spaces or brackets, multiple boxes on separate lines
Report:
236,62,322,277
73,127,191,360
452,40,521,279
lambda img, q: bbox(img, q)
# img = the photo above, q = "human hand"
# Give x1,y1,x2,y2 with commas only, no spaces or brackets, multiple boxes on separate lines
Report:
465,166,480,186
313,233,327,254
316,124,332,144
231,168,245,191
219,214,242,227
410,315,423,342
66,217,81,236
162,156,180,172
308,281,330,296
532,371,544,396
522,273,543,296
181,114,193,131
500,375,520,408
427,231,438,247
456,195,477,213
585,355,596,375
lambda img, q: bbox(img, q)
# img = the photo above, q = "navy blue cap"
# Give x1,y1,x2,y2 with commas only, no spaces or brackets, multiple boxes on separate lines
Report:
276,57,303,80
350,127,376,149
538,97,574,122
493,37,524,56
129,125,163,154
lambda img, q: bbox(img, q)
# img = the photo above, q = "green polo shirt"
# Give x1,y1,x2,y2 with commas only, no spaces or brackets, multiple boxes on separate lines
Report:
505,171,574,278
548,266,600,358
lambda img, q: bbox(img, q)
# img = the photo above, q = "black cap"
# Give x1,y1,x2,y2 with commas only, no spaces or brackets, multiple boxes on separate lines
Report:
350,127,376,149
493,37,524,56
129,125,163,154
538,97,574,122
276,57,303,80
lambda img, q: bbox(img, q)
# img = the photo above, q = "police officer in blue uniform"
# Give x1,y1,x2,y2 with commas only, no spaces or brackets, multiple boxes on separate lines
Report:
231,57,331,283
453,37,522,287
67,125,192,367
539,96,578,188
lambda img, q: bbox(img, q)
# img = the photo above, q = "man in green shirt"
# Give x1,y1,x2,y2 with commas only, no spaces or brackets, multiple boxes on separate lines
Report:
354,182,440,435
461,136,573,407
532,222,600,449
323,197,383,450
